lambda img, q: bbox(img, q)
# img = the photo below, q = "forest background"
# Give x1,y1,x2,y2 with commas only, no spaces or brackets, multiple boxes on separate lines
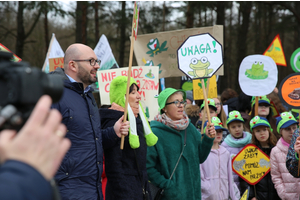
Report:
1,1,300,94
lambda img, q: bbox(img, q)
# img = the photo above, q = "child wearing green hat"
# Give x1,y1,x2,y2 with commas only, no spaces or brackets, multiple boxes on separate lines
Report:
195,98,218,133
270,112,300,199
200,117,240,200
147,87,216,200
248,116,280,200
221,110,252,194
246,95,279,139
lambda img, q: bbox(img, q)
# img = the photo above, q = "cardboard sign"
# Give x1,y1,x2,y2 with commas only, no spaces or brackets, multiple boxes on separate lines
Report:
263,34,287,66
49,57,64,72
133,25,224,78
0,43,22,62
239,55,278,96
278,73,300,109
97,66,159,120
290,48,300,73
193,75,217,100
177,33,223,79
232,144,270,185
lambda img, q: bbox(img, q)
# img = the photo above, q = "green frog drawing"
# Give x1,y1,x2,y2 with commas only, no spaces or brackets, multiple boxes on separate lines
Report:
188,57,213,78
245,61,268,80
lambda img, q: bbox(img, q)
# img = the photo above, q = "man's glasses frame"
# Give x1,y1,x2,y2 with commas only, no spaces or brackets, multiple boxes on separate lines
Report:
73,58,101,66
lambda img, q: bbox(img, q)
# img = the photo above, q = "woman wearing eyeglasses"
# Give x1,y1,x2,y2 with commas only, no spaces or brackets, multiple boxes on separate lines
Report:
147,88,216,200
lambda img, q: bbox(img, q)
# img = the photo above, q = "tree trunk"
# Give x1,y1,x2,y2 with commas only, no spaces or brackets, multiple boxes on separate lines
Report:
186,1,194,28
118,1,126,67
95,1,99,42
235,2,252,92
236,2,252,66
75,1,88,44
16,1,25,58
162,1,166,31
43,3,49,54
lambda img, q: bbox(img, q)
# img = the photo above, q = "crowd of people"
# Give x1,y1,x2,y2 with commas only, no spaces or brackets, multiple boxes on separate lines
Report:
1,43,300,200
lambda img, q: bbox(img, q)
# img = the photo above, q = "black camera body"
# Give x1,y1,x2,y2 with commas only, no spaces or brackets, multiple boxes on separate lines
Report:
0,51,64,130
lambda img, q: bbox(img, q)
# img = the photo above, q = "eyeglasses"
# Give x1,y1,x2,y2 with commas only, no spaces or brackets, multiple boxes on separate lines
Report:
166,100,186,107
73,58,101,66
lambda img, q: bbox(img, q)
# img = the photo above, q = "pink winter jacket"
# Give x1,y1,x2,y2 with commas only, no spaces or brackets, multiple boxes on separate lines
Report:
270,138,300,200
200,145,240,200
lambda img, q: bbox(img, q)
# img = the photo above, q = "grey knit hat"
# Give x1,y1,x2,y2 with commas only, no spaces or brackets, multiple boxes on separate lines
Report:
185,90,193,102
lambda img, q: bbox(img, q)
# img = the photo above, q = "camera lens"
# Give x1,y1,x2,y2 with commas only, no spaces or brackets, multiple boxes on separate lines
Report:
44,74,64,103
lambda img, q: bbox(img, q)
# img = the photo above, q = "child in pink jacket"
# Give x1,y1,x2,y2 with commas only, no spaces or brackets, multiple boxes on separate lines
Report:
200,117,240,200
270,112,300,200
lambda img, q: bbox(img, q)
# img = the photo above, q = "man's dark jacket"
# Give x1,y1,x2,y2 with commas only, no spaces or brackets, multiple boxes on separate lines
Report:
51,68,117,200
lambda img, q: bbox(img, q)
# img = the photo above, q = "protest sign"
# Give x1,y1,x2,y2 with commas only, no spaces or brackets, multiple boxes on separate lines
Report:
177,33,223,79
0,43,22,62
239,55,278,97
232,144,270,185
42,33,64,73
97,66,159,121
94,34,119,70
134,25,224,79
263,34,286,66
177,33,223,137
49,57,64,72
193,75,217,100
278,73,300,109
290,48,300,72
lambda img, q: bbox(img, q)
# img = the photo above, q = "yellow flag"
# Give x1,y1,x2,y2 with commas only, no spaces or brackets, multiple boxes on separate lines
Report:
263,34,286,66
240,187,249,200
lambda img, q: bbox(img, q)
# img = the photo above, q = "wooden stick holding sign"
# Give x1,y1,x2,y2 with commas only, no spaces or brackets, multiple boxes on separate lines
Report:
254,96,259,116
201,79,214,137
121,1,140,150
201,78,210,135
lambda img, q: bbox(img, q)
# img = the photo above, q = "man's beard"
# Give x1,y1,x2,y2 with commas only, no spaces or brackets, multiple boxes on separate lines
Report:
77,64,97,86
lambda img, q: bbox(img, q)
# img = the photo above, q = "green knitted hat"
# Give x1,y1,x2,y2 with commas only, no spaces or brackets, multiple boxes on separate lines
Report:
109,76,138,108
200,98,217,111
276,112,298,133
251,95,270,107
226,110,244,125
249,116,271,132
156,88,186,114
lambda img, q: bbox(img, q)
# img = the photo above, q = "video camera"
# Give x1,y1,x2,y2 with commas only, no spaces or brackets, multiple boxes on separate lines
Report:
0,51,64,130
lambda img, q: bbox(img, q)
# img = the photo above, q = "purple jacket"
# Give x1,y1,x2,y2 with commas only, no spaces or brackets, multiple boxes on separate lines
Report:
200,146,240,200
221,131,252,192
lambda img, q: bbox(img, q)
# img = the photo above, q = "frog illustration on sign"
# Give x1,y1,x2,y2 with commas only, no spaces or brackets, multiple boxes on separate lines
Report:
146,38,168,57
245,61,269,80
188,57,213,78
